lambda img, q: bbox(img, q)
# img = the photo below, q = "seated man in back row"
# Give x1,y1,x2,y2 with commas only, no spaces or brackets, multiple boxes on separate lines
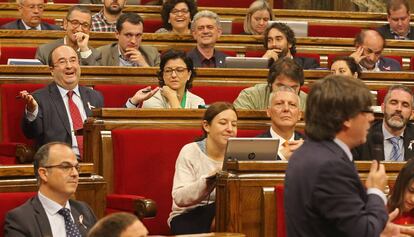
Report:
261,22,319,69
257,86,304,160
234,57,307,111
97,12,160,67
36,5,101,65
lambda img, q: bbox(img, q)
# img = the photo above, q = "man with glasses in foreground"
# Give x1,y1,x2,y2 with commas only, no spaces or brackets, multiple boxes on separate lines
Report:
257,86,304,161
36,5,101,65
97,12,160,67
19,45,103,158
5,142,97,237
1,0,61,30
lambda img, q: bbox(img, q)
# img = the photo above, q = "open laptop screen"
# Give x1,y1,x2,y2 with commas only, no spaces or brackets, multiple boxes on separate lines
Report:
225,137,279,161
224,57,269,68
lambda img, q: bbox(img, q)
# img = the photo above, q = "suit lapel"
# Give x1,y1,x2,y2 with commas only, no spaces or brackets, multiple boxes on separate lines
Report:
403,124,414,160
17,20,26,30
79,86,93,117
111,44,120,66
32,196,53,237
49,83,72,135
70,203,88,236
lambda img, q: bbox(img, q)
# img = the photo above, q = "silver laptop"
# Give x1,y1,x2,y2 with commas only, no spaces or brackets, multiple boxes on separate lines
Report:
7,58,42,65
224,57,269,68
225,137,279,161
220,20,233,34
268,20,308,37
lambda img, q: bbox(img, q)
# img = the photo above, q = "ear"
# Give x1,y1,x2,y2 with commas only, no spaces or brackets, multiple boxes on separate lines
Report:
115,31,120,40
38,168,48,183
202,120,210,134
17,4,23,14
343,119,352,130
353,72,358,78
381,103,385,113
191,29,197,40
186,70,191,81
63,18,68,31
266,108,271,118
217,28,222,38
411,108,414,120
297,110,303,121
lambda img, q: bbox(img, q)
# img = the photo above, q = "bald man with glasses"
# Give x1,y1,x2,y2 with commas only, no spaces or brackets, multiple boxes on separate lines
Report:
4,142,97,237
36,5,101,65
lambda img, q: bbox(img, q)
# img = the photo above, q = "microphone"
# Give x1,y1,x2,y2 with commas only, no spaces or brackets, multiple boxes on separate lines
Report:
371,132,383,169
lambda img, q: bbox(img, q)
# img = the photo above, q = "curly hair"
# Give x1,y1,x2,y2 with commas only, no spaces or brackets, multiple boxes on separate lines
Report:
160,0,197,31
264,22,296,56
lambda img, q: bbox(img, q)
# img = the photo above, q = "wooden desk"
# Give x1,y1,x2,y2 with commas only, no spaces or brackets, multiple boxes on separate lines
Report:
215,161,404,237
0,163,107,218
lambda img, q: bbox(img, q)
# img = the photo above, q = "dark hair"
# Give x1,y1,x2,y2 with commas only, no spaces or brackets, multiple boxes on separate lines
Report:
263,22,296,56
387,0,410,15
33,142,71,180
354,29,386,48
88,212,141,237
331,56,361,78
47,45,79,68
116,12,144,32
305,75,373,141
388,158,414,214
384,84,414,107
160,0,197,31
157,49,195,89
267,57,304,89
66,5,92,21
198,102,238,141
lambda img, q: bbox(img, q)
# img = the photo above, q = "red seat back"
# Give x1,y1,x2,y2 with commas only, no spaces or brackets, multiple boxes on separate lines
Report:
144,18,163,33
0,47,38,64
0,192,36,237
275,185,286,237
94,84,148,107
197,0,255,7
232,21,244,34
190,85,248,104
308,25,365,38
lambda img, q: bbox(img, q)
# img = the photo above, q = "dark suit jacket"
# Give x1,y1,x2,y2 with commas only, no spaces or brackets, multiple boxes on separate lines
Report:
377,57,401,71
22,82,104,148
256,128,304,160
187,48,227,68
97,42,160,66
353,120,414,161
0,19,61,30
293,56,320,69
376,24,414,40
285,139,388,237
35,38,101,66
4,195,96,237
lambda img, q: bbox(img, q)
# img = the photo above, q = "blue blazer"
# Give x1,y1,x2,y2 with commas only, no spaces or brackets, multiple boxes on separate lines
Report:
0,19,61,30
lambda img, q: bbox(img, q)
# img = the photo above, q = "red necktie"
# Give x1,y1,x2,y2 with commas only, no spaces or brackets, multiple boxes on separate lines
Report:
67,91,83,158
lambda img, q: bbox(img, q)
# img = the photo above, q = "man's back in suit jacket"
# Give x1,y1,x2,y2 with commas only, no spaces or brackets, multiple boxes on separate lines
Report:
0,19,61,30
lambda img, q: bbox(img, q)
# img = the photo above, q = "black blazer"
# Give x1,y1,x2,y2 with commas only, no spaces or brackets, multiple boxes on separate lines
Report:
285,139,388,236
0,19,61,30
187,48,227,68
22,82,104,148
353,120,414,161
256,128,304,160
293,56,320,69
376,24,414,40
4,195,96,237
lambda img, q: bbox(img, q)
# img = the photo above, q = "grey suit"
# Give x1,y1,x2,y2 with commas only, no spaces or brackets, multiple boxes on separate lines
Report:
97,42,160,66
4,195,96,237
35,38,101,65
376,24,414,40
22,82,104,149
0,19,61,30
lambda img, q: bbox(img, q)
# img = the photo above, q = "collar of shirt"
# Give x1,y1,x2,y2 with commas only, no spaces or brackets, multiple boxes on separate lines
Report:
333,137,353,162
390,27,410,40
382,121,404,140
22,20,41,30
359,60,381,72
98,10,115,25
38,191,71,216
269,127,294,160
196,48,216,67
57,84,81,99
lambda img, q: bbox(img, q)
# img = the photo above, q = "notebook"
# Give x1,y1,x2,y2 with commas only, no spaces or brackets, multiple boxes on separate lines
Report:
268,20,309,37
225,137,279,161
224,57,269,68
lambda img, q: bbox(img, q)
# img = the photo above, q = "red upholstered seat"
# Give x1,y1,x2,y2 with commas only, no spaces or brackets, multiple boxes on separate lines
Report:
197,0,255,7
232,21,244,34
108,128,262,234
275,185,286,237
308,25,365,38
0,47,38,65
377,88,387,105
221,50,237,57
144,18,163,33
0,84,44,164
190,85,248,104
94,84,148,107
0,192,36,237
245,50,265,57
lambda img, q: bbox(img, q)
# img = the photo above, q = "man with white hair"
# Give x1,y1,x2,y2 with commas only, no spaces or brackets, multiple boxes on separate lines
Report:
187,10,227,68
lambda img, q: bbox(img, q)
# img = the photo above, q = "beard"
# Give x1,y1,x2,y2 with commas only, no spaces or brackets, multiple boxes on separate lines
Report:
277,48,289,58
384,111,409,130
105,3,122,15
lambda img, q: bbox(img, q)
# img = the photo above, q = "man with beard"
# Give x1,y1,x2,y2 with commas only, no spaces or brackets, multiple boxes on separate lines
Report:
187,10,227,68
36,5,101,66
262,22,319,69
91,0,126,32
350,29,401,71
97,13,160,67
354,85,414,161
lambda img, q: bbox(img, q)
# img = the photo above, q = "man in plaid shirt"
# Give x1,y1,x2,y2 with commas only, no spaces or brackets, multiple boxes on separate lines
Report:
91,0,126,32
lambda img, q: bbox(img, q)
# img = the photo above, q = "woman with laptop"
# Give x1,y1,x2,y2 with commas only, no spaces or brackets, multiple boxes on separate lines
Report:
168,102,238,234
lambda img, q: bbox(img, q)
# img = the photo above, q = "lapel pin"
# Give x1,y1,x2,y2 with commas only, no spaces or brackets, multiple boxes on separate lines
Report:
408,140,414,150
87,102,95,110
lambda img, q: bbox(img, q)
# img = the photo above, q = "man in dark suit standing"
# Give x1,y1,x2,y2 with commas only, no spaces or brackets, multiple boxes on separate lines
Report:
19,45,103,157
262,22,319,69
377,0,414,40
5,142,97,237
285,75,413,237
0,0,61,30
257,86,304,160
355,84,414,161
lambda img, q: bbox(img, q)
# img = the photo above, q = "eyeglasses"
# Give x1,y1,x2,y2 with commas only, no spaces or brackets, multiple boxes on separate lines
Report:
21,4,44,10
53,57,79,67
171,8,189,15
43,162,80,173
164,67,188,76
66,18,90,30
